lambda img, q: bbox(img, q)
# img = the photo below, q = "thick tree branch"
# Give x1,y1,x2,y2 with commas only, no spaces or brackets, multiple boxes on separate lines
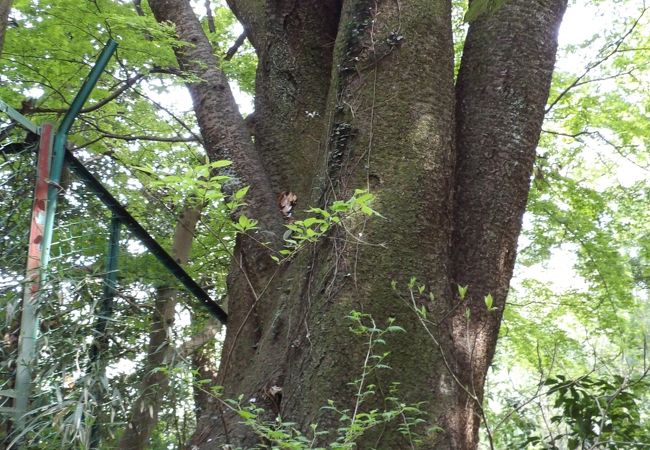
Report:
148,0,284,243
174,318,221,358
449,0,568,446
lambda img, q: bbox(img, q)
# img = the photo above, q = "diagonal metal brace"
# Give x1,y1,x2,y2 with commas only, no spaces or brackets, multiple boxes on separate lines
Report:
0,99,40,135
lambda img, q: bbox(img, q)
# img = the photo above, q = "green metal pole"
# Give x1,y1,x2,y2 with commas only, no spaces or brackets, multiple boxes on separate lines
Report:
89,214,121,365
102,215,121,321
89,214,121,449
41,39,118,270
13,39,117,435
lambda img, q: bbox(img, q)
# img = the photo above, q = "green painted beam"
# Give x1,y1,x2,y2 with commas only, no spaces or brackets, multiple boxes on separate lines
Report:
0,99,40,134
41,39,118,271
12,124,53,430
89,215,121,450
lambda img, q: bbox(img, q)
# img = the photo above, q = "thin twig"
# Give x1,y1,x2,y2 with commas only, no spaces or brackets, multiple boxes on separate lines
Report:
545,7,646,114
224,31,248,61
29,74,146,115
78,117,199,143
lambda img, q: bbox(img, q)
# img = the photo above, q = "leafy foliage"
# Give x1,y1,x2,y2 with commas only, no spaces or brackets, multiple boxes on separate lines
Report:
276,190,380,261
540,374,650,448
224,313,427,450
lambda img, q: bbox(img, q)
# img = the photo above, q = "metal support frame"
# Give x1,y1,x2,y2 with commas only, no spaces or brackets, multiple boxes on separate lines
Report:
12,39,118,434
64,149,228,324
0,100,40,135
102,215,121,332
12,124,53,427
89,214,121,449
0,37,228,440
41,39,118,272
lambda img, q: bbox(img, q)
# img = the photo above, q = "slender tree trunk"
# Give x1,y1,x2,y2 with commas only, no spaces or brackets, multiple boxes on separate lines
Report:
0,0,12,58
445,1,568,446
190,319,221,422
150,0,567,448
118,207,202,450
204,0,215,34
148,0,283,238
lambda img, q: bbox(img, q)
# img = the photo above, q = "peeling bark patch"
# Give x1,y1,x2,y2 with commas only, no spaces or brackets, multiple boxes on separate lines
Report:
327,121,355,181
339,1,374,76
277,191,298,218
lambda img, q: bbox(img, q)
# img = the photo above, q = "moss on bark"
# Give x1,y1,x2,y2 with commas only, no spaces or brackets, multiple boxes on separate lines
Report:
152,0,568,448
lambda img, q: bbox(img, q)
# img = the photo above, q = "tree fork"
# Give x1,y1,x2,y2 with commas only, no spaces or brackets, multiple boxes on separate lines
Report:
149,0,568,448
148,0,283,240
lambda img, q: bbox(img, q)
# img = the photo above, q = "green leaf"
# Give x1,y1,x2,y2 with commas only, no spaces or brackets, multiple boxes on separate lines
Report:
210,160,232,168
238,215,250,228
302,217,320,228
408,276,417,289
238,409,256,420
484,293,494,310
131,165,156,175
234,186,249,200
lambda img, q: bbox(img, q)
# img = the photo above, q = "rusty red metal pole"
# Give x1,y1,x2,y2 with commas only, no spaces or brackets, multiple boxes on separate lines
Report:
14,123,53,427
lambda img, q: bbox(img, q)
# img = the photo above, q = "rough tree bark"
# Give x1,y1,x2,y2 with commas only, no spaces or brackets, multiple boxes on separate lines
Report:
148,0,567,448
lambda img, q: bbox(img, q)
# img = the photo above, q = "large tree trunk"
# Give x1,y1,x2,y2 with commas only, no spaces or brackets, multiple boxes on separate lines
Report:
148,0,567,448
